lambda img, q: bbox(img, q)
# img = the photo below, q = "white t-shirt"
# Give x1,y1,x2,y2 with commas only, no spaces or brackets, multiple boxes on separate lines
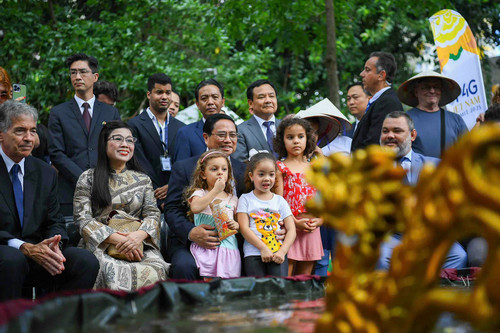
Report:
236,191,293,257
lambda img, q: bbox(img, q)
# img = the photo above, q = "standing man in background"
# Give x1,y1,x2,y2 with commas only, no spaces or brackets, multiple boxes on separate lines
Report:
48,53,121,217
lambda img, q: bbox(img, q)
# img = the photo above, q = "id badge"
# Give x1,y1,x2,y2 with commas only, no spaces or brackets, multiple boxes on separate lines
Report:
160,156,171,171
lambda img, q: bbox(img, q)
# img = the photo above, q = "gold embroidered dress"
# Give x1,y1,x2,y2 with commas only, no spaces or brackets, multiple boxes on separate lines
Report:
74,169,169,291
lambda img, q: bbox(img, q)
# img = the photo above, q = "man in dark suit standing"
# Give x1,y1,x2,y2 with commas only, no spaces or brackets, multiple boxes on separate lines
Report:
351,52,403,152
48,53,121,217
345,83,371,138
232,79,281,162
128,73,185,210
173,79,225,163
165,114,246,279
376,111,466,270
0,101,99,301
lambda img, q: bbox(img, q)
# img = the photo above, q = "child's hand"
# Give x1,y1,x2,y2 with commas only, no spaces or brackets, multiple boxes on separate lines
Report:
227,219,239,230
273,249,285,264
213,177,226,194
294,216,315,232
306,217,323,231
260,247,274,263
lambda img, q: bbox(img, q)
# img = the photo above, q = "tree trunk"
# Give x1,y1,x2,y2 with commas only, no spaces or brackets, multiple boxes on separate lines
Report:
325,0,340,108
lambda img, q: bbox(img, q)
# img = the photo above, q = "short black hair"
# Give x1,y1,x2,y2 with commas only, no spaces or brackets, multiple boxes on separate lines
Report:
94,81,118,103
195,79,224,101
203,114,236,134
484,103,500,122
147,73,172,92
347,82,371,96
246,79,277,100
66,53,99,73
369,51,397,84
384,111,415,131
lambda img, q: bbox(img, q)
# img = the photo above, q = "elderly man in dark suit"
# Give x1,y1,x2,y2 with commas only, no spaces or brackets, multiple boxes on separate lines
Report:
233,79,281,162
376,111,467,270
48,53,121,217
128,73,185,211
173,79,225,163
0,101,99,301
165,114,246,279
351,52,403,152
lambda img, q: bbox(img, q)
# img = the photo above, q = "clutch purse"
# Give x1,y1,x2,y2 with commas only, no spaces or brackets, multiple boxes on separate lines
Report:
106,210,143,261
210,199,237,241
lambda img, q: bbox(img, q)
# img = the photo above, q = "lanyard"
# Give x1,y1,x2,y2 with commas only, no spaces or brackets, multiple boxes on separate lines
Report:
154,117,169,155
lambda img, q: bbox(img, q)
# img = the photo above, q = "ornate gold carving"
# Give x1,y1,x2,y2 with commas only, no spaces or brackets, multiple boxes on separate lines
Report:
308,124,500,332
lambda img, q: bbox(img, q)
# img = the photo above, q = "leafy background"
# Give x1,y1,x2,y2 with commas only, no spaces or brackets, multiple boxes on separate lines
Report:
1,0,499,123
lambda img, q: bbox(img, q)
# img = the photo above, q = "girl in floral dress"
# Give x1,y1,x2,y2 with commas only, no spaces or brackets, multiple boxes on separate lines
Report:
274,117,323,275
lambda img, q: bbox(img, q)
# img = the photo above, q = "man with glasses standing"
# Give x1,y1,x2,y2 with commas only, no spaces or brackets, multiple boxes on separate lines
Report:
397,71,468,158
48,53,121,217
128,73,185,212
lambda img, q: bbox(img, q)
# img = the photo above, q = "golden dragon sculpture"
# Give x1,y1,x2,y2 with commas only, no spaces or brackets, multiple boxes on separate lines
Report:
307,124,500,333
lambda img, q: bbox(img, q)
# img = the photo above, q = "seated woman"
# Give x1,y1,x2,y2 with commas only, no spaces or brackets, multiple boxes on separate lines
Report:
73,120,169,291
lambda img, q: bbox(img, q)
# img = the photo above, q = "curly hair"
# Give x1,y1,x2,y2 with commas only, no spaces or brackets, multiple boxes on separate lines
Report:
244,152,277,192
184,150,234,210
273,116,316,159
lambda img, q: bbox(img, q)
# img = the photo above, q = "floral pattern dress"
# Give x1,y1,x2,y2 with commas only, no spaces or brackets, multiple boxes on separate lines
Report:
74,169,169,291
277,161,323,261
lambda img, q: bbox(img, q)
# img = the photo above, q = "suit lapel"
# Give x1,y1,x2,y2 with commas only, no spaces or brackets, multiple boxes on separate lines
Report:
89,101,106,138
195,120,205,145
248,116,268,148
0,158,18,223
140,112,164,153
167,118,178,154
69,99,89,136
22,157,35,232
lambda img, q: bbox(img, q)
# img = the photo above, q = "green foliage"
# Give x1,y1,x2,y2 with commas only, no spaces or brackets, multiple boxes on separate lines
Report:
1,0,498,122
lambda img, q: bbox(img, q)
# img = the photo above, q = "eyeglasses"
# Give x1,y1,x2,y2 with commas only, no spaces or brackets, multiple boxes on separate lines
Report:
211,131,238,141
108,135,137,145
70,69,92,77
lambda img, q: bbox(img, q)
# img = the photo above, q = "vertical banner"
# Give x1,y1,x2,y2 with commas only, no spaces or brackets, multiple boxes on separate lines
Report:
429,9,488,130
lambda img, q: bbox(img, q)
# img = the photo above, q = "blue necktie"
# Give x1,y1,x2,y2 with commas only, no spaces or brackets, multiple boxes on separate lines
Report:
399,157,410,184
263,121,275,155
11,164,24,227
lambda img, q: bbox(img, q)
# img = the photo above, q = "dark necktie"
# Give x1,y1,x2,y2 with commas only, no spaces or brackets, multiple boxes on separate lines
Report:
82,102,91,131
263,121,275,154
11,164,24,227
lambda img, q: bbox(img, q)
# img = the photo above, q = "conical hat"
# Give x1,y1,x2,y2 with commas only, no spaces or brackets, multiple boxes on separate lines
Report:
397,70,461,107
296,98,351,148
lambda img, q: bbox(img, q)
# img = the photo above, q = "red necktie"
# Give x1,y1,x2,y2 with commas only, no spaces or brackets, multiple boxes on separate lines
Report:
82,102,91,131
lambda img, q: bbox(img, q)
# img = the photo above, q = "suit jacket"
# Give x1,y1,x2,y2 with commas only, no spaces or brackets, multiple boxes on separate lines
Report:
48,98,121,207
407,151,440,185
233,116,281,162
128,111,185,201
346,121,357,139
164,155,246,259
173,120,206,163
351,88,402,152
0,156,68,246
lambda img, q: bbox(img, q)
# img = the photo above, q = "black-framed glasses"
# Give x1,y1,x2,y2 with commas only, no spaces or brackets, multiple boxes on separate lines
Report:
212,131,238,141
70,69,92,77
108,135,137,145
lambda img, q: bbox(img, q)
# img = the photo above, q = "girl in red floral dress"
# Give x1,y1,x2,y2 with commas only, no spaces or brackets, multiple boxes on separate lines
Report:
274,117,323,275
